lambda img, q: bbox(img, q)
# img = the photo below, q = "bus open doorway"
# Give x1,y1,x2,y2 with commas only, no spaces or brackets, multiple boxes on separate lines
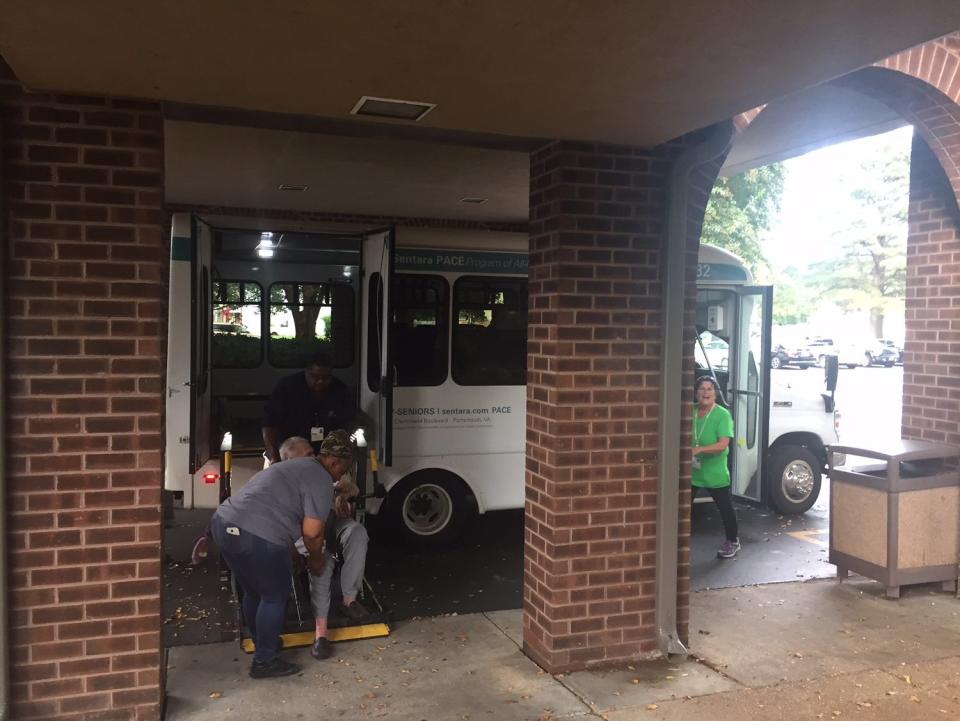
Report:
163,213,396,650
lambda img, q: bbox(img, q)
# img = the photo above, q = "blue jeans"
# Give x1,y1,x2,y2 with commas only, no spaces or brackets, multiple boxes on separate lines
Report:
211,515,292,663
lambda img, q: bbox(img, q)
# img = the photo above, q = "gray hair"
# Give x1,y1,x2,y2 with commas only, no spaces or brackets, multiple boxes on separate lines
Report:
279,436,313,461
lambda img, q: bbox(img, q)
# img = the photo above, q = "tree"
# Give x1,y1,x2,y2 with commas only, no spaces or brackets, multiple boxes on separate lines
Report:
270,283,330,341
701,163,786,277
769,268,812,326
807,145,908,338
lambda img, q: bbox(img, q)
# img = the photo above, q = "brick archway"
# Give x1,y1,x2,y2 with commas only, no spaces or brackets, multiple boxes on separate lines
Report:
729,30,960,445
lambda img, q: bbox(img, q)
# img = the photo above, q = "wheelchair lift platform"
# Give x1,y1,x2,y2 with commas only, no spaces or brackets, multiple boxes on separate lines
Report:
237,570,391,653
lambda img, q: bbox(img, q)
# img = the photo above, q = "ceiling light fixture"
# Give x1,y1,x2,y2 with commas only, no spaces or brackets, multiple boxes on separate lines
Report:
351,95,435,122
460,197,488,204
278,184,308,192
257,247,275,259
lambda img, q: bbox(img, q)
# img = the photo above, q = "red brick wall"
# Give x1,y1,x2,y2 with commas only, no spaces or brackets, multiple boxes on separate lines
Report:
524,136,723,671
3,80,166,720
676,151,727,644
903,135,960,445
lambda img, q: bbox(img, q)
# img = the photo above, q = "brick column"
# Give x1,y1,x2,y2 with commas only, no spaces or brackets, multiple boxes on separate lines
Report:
903,135,960,445
3,80,167,720
525,141,668,672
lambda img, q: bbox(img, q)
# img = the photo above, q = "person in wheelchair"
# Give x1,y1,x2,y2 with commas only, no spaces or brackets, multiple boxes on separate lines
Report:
281,432,372,661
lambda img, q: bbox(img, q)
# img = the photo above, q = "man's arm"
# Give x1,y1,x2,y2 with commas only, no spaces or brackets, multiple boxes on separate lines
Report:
263,426,283,463
301,516,327,575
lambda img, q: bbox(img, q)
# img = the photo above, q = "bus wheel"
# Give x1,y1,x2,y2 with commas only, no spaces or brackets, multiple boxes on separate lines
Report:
770,356,782,369
767,445,821,515
388,472,473,548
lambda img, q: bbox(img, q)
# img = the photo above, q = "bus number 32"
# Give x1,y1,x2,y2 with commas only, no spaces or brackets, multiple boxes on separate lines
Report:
696,263,712,279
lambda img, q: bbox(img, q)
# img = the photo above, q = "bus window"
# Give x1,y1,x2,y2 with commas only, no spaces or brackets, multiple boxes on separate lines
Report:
393,274,449,386
212,280,262,368
268,281,355,368
452,277,527,386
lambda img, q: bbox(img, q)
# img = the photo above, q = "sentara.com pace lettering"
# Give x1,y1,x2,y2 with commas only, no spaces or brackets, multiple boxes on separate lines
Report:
395,407,436,416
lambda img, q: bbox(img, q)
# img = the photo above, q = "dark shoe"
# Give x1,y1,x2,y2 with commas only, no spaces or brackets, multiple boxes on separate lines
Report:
249,656,301,679
311,637,333,660
340,600,373,623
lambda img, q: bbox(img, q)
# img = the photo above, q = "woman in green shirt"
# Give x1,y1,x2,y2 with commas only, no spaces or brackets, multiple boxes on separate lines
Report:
693,376,740,558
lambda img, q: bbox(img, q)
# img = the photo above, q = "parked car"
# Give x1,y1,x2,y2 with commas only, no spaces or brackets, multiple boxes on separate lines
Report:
864,342,898,367
771,342,815,369
808,338,859,369
877,338,903,364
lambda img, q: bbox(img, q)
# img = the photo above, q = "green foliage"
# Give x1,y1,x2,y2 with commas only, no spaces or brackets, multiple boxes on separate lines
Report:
701,164,785,277
212,335,262,368
807,143,908,337
769,268,811,326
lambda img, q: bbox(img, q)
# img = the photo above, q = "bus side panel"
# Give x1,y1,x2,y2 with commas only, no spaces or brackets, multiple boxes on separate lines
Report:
389,384,526,512
164,213,194,503
380,452,525,515
392,385,525,457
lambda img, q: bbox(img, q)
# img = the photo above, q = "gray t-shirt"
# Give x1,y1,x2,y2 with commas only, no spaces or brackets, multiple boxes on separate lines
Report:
214,457,334,547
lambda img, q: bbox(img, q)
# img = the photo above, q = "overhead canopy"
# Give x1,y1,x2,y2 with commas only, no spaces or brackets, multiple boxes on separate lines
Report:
2,1,959,146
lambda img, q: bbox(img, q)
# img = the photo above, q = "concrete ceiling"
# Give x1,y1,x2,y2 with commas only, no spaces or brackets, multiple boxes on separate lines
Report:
166,77,911,222
165,120,530,222
3,2,960,147
720,84,907,176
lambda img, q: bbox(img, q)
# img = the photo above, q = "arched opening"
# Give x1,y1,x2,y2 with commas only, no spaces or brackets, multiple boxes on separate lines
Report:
683,40,960,680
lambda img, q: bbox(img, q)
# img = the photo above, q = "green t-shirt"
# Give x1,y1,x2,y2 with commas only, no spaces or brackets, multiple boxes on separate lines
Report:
692,404,734,489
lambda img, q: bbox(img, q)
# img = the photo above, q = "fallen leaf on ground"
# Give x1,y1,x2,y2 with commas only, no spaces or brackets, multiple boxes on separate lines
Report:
209,692,222,699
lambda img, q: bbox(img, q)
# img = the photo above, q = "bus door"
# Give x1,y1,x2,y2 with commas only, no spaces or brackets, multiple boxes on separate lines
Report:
190,215,215,475
728,286,772,502
360,228,395,467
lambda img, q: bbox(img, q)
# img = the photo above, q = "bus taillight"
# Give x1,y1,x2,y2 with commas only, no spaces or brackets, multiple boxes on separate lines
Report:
203,472,219,484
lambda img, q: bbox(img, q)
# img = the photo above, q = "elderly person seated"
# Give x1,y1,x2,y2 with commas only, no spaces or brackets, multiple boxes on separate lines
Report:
281,432,372,660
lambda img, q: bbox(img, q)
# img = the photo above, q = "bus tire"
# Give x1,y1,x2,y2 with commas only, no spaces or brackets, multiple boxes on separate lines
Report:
770,356,782,369
766,445,821,515
387,471,474,548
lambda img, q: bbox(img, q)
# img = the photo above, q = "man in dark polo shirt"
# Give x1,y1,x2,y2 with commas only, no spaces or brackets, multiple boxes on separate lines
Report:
211,445,351,679
262,352,360,463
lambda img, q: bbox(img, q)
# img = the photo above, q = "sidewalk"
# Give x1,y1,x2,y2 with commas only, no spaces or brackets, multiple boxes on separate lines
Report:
164,577,960,720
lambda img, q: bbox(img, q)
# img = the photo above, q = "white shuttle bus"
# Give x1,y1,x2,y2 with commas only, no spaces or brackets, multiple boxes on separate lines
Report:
166,216,840,546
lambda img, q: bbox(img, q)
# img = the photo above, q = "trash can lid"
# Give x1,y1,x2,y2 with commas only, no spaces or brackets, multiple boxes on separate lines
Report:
828,439,960,463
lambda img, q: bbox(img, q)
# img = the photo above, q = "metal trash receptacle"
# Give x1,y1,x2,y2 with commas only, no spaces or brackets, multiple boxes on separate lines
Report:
828,440,960,599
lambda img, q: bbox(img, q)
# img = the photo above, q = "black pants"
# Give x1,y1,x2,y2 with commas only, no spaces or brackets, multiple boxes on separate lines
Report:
694,485,739,542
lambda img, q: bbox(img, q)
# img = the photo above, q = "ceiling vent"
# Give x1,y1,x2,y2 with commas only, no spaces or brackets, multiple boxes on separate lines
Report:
278,184,308,192
460,197,488,204
351,95,435,122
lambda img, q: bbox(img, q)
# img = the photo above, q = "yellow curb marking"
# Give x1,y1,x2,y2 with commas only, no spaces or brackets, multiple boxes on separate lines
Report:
787,528,829,548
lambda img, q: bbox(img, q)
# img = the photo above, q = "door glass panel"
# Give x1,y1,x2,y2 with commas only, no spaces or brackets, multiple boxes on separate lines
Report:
268,281,355,368
731,290,766,501
212,281,262,368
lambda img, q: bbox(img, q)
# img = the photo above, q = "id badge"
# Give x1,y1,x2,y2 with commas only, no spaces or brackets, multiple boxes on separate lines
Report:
692,455,701,470
310,426,325,442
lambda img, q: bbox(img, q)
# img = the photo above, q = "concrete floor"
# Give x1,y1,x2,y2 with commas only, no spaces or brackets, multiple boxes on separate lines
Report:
164,489,836,647
165,577,960,721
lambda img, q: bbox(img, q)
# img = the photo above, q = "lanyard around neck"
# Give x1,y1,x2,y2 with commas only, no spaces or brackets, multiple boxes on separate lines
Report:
694,405,715,446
